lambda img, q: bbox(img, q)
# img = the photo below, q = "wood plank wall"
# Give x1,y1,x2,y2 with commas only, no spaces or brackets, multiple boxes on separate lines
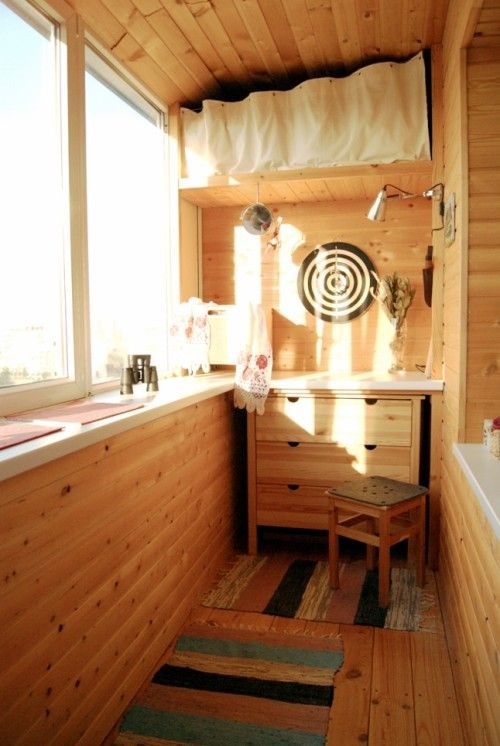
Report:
0,393,243,745
466,45,500,439
202,198,432,373
438,2,500,744
439,457,500,745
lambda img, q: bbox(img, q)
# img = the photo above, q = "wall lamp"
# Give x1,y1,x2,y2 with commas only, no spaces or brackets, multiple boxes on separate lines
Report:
366,183,444,221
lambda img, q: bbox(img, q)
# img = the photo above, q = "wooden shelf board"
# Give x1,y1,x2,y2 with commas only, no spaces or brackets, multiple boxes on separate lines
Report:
179,161,434,207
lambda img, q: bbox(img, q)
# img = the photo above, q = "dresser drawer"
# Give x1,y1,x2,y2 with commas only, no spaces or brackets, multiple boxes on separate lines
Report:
256,483,329,530
256,395,413,446
256,441,412,484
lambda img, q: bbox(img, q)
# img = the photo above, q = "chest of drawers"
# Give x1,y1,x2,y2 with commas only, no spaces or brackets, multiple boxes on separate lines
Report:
247,392,424,553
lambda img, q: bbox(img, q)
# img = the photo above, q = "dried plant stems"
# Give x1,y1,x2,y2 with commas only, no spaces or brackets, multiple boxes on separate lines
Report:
371,271,416,329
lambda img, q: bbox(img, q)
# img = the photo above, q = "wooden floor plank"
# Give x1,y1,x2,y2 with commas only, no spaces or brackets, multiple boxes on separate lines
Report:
411,632,466,745
369,629,416,745
327,624,374,745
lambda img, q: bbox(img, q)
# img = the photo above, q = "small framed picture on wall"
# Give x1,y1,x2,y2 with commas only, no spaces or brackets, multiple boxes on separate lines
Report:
444,192,456,247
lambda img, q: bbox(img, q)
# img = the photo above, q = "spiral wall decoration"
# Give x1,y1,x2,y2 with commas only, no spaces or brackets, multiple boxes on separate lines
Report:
297,242,377,322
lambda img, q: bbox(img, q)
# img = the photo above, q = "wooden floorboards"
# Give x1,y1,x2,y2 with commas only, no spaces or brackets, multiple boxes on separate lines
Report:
181,604,465,746
112,540,466,745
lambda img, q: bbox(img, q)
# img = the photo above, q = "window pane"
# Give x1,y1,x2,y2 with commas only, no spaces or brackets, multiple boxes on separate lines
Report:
85,51,169,384
0,1,69,390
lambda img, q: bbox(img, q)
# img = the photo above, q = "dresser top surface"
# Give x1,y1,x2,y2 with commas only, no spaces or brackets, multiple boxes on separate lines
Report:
269,371,443,394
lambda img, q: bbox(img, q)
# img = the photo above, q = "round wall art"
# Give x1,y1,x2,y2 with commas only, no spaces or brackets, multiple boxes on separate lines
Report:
297,242,377,323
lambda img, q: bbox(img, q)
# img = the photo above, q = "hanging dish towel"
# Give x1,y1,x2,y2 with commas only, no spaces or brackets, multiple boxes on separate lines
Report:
234,304,273,415
169,297,211,375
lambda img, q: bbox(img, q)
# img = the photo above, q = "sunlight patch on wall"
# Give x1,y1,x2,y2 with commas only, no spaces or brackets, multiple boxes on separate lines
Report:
278,223,308,321
234,225,262,306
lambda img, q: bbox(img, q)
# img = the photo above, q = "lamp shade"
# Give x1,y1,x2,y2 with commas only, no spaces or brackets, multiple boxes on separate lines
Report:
367,187,387,221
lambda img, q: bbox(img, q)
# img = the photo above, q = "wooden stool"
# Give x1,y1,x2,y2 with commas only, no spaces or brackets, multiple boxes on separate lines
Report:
327,476,427,608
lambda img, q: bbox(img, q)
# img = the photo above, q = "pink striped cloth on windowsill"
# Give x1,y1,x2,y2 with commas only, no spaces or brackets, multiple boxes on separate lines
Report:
8,399,144,426
0,420,63,451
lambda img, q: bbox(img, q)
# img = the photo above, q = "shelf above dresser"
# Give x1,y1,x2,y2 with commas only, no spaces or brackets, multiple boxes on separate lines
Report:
178,160,434,208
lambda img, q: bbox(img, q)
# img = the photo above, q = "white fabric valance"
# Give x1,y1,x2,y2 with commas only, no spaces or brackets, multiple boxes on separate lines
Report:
180,53,430,178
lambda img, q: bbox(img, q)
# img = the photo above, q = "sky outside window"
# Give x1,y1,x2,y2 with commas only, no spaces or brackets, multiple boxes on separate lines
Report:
0,1,68,387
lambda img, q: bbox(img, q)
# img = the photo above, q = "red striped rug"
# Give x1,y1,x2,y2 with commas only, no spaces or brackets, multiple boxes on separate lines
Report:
201,554,439,633
117,619,343,745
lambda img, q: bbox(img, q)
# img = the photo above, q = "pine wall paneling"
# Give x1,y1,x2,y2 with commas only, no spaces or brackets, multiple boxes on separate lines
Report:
0,394,241,745
202,198,433,374
430,43,445,382
439,458,500,745
466,45,500,439
437,1,500,744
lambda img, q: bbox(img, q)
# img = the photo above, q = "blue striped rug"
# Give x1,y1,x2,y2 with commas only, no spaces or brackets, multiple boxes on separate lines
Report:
117,622,344,745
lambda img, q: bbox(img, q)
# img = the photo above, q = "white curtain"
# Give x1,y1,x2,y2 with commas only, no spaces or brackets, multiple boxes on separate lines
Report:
180,53,430,178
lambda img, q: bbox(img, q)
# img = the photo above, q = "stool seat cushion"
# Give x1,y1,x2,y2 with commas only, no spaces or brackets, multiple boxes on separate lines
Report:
326,475,428,507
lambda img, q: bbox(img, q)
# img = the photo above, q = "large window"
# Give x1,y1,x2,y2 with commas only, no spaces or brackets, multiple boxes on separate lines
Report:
0,0,174,415
85,48,169,384
0,0,71,392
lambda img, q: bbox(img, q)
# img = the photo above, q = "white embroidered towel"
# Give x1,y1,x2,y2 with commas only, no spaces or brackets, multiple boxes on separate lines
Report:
169,297,211,375
234,304,272,415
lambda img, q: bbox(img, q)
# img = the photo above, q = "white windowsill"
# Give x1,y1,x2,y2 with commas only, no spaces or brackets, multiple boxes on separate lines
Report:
453,443,500,539
0,372,235,483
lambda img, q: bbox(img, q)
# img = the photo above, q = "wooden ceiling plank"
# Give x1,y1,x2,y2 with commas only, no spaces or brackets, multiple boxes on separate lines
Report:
111,32,185,103
304,0,346,73
330,0,365,71
131,0,162,14
416,0,448,52
406,0,427,54
281,0,330,77
378,0,406,58
141,6,223,97
354,0,383,65
232,0,290,83
101,0,204,101
255,0,305,81
159,0,237,90
400,0,412,58
69,0,126,48
182,0,253,85
208,0,278,90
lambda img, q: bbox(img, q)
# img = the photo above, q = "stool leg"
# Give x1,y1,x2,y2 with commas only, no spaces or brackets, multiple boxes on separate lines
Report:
328,503,340,589
378,512,391,608
416,495,426,588
366,517,376,570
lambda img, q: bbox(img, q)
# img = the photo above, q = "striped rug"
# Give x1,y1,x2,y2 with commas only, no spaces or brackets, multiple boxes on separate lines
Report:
201,555,438,632
117,620,344,745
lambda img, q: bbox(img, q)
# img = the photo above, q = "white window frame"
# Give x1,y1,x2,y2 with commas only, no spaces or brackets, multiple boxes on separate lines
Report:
0,0,179,417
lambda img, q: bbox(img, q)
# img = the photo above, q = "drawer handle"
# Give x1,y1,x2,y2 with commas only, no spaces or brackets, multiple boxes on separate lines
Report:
287,396,299,403
365,398,378,405
364,444,377,450
287,484,300,491
287,441,300,447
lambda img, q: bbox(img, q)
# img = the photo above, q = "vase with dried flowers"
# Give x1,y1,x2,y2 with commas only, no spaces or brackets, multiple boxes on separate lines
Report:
371,272,416,372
